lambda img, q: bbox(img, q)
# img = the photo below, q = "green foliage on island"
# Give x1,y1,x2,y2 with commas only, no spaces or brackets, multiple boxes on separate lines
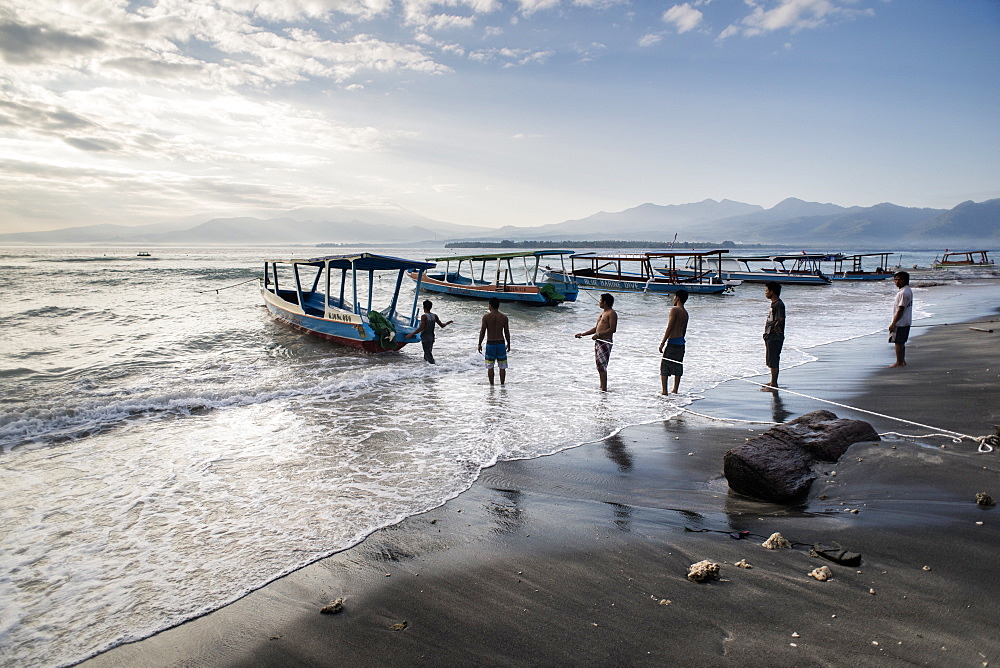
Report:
444,240,776,249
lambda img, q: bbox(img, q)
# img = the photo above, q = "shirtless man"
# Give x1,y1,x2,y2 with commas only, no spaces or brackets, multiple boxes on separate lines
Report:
478,297,510,385
575,293,618,391
658,289,689,394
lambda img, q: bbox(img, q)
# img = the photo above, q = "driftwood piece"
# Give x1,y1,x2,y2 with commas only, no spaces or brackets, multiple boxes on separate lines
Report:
723,410,880,502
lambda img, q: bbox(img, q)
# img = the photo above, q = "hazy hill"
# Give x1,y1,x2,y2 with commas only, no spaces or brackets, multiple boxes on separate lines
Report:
910,199,1000,245
0,204,479,245
1,198,995,247
487,199,764,241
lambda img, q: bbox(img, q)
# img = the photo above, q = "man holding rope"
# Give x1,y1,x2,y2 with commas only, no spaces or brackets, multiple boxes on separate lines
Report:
576,293,617,392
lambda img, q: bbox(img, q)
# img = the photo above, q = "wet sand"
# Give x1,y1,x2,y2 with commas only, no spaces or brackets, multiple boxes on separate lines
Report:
81,313,1000,667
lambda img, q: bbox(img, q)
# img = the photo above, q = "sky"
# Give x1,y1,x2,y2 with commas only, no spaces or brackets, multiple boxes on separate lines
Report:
0,0,998,233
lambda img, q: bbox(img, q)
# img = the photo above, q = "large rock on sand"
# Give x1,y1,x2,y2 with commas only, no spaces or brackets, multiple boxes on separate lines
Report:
724,410,880,502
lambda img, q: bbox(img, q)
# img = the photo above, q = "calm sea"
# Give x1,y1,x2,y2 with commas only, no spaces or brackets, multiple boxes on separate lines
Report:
0,245,996,666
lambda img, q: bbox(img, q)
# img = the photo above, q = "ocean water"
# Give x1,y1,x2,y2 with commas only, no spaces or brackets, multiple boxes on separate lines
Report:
0,245,997,666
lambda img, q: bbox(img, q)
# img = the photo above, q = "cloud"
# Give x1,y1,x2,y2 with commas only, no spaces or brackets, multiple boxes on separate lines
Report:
662,3,704,34
0,19,104,64
638,33,663,47
422,14,477,30
468,47,554,66
719,0,873,39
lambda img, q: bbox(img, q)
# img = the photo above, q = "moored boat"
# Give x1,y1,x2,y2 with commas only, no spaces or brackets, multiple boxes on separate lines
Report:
261,253,435,353
824,252,896,281
931,250,994,269
662,254,831,285
546,250,735,294
411,250,578,305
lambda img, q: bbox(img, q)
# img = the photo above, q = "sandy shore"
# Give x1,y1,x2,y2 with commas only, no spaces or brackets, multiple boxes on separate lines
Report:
81,311,1000,668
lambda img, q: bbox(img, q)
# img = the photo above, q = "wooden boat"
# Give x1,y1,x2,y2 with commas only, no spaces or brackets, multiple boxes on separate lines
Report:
261,253,436,352
932,250,994,269
546,250,735,294
136,252,152,257
660,253,830,285
411,250,578,305
824,252,896,281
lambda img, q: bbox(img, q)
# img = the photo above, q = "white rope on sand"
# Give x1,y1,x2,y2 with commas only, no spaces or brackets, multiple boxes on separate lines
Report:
610,340,996,454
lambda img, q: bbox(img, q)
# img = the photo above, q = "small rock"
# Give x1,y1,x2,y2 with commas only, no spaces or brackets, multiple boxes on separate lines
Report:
923,565,932,571
808,566,832,581
687,560,721,582
391,621,409,631
320,598,344,615
792,632,800,638
851,509,859,514
735,559,753,569
976,492,995,507
659,599,671,606
762,532,791,549
869,588,877,595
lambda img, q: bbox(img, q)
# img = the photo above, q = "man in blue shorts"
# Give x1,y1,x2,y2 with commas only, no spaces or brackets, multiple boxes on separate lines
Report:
478,297,510,385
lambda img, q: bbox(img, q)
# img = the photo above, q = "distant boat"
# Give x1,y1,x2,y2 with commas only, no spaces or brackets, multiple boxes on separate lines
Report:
411,250,578,305
136,252,152,257
261,253,436,353
546,250,736,294
824,252,896,281
932,250,994,269
661,253,831,285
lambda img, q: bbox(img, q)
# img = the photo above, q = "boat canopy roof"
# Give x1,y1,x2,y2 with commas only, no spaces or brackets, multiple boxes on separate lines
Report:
942,250,991,256
734,254,835,262
424,249,575,262
268,253,436,271
572,250,728,261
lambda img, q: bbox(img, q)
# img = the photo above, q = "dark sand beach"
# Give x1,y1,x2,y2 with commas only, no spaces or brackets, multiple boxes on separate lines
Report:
82,313,1000,668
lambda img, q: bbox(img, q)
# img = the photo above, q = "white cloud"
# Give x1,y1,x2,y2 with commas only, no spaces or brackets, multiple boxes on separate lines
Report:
515,0,562,16
663,3,704,34
423,14,477,30
719,0,873,39
468,47,553,66
638,33,663,47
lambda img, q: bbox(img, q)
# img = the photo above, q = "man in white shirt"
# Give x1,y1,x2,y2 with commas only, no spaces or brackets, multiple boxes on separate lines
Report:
888,271,913,367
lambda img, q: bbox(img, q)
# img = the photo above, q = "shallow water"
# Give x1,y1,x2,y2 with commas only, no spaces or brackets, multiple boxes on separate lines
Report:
0,245,996,666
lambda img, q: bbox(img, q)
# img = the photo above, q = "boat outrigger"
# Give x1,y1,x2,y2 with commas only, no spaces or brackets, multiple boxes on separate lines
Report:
261,253,436,352
932,250,994,269
410,250,578,305
546,250,736,294
824,252,896,281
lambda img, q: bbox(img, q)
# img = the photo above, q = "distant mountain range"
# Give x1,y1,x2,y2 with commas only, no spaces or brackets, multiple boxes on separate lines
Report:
2,198,997,248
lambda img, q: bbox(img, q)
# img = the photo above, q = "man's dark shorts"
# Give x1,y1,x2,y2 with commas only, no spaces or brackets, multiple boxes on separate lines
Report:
889,326,910,345
660,343,685,377
765,338,783,369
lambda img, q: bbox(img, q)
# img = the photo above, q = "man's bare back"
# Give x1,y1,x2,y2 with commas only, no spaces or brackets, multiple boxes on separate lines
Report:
479,310,509,344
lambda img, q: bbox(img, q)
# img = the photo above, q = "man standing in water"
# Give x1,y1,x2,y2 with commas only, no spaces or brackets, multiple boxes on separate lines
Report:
478,297,510,385
576,293,617,391
658,289,689,394
888,270,912,368
761,281,785,391
405,299,453,364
